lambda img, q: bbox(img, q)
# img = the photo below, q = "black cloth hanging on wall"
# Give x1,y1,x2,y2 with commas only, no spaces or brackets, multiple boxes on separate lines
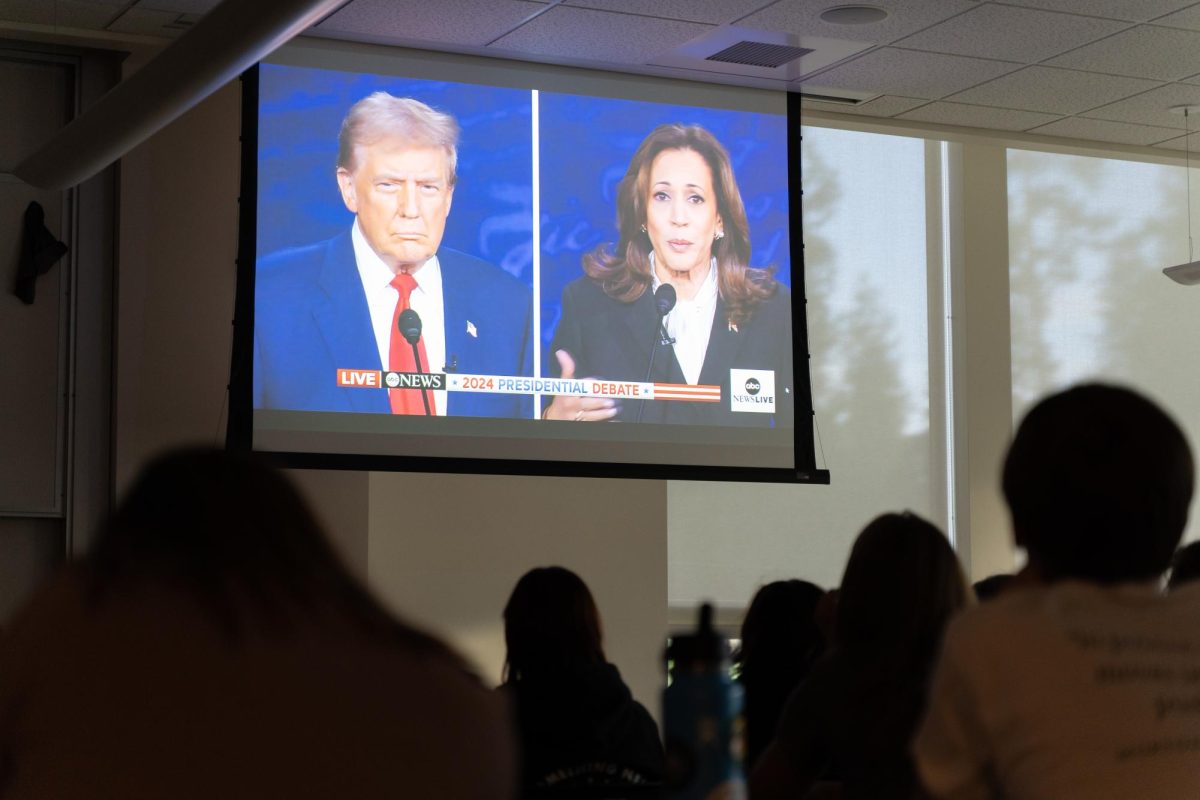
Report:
14,201,68,305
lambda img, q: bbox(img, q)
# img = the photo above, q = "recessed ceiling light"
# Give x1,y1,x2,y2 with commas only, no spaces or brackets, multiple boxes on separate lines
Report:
820,5,889,25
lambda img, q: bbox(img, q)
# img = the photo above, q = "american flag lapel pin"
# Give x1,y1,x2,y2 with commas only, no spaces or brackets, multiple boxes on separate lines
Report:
467,320,478,338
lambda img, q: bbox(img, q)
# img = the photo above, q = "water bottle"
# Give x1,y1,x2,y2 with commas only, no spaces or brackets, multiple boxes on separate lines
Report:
663,603,745,800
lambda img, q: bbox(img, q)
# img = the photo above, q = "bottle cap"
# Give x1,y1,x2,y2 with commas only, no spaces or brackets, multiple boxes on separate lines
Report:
667,602,728,671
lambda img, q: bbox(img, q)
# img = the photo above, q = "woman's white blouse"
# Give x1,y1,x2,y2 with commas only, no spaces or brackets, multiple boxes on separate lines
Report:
650,254,718,386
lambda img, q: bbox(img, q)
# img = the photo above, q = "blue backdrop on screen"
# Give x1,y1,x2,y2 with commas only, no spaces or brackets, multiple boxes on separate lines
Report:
257,64,533,285
536,93,790,355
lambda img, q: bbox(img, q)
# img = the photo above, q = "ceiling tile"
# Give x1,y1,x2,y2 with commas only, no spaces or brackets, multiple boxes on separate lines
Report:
898,101,1061,131
133,0,221,13
488,6,713,64
736,0,978,45
800,48,1019,100
563,0,764,26
1082,83,1200,128
1046,25,1200,81
108,7,185,36
949,66,1160,114
895,4,1128,63
801,95,929,118
1153,4,1200,30
1027,116,1184,145
1000,0,1197,22
1153,130,1200,149
0,0,122,28
318,0,547,49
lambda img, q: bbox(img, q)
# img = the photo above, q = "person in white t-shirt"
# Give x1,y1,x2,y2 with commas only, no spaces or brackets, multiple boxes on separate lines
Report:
914,383,1198,800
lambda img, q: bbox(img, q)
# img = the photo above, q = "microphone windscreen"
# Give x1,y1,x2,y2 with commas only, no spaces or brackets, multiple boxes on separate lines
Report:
654,284,677,317
398,308,423,345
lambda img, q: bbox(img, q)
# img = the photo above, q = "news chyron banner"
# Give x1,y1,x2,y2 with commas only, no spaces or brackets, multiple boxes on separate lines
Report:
335,369,721,404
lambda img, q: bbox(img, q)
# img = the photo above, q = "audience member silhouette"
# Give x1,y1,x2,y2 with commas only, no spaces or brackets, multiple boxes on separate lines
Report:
501,566,664,795
0,448,514,799
1168,541,1200,591
735,579,825,772
750,512,969,800
915,383,1199,799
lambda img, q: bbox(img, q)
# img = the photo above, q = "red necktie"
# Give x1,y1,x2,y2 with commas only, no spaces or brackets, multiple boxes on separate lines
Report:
388,272,436,415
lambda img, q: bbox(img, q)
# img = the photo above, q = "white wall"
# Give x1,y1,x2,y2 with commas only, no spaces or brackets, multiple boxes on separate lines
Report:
956,142,1020,580
368,472,666,708
114,82,241,492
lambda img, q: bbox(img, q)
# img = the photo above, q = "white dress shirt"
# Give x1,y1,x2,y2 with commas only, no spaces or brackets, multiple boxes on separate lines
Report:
352,221,448,415
651,253,718,385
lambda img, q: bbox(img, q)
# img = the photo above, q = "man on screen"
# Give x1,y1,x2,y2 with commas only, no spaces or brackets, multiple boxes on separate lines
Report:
254,92,533,417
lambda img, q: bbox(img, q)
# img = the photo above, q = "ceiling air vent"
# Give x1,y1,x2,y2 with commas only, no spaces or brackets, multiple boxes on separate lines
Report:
706,41,814,69
799,91,868,106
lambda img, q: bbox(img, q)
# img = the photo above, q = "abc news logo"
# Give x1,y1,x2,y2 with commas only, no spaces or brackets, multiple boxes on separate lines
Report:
729,369,775,414
384,372,446,390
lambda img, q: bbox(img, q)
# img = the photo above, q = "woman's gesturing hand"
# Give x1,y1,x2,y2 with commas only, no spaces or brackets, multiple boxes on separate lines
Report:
541,350,621,422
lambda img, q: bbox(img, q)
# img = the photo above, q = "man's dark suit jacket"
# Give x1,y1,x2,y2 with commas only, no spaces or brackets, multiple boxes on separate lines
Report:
254,231,533,417
548,276,794,426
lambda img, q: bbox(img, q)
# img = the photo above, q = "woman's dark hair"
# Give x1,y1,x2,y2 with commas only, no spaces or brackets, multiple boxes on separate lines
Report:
736,579,826,771
503,566,604,682
88,448,451,655
582,123,777,328
1003,383,1194,584
836,512,968,670
736,579,825,677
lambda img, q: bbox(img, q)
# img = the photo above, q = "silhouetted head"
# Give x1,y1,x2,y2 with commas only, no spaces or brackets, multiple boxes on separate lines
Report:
1003,384,1194,584
737,579,825,676
1169,541,1200,592
503,566,605,682
89,448,420,644
836,512,968,664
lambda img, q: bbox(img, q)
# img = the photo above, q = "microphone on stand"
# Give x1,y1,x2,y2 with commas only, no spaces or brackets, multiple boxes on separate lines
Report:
398,308,432,416
637,284,677,423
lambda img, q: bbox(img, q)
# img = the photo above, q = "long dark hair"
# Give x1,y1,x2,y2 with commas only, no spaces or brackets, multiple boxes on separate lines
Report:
736,579,825,680
582,123,777,328
503,566,605,682
836,512,968,673
736,579,826,771
87,448,455,658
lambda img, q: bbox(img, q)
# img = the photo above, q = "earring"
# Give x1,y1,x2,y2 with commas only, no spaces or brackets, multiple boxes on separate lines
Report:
640,224,647,234
715,230,725,240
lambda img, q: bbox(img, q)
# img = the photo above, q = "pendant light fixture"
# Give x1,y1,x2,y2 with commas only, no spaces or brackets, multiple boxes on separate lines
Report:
1164,105,1200,285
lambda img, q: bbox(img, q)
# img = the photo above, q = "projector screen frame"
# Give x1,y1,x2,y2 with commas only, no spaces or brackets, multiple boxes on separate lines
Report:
227,49,827,485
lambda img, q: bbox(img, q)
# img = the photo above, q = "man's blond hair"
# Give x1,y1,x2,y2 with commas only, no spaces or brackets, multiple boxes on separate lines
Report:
337,92,459,184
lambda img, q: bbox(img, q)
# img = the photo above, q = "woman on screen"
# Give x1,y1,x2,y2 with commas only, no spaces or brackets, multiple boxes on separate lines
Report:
543,122,793,426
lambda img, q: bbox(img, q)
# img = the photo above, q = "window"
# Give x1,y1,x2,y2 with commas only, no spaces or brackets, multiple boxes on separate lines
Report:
669,125,942,610
1008,148,1200,543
